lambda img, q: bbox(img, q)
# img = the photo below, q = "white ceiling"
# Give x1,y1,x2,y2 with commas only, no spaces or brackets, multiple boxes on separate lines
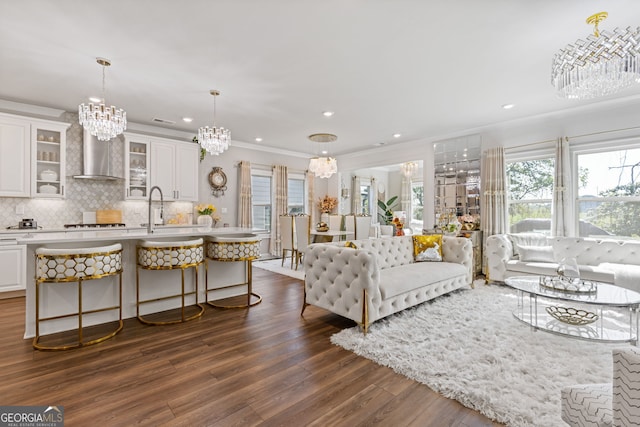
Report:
2,1,640,156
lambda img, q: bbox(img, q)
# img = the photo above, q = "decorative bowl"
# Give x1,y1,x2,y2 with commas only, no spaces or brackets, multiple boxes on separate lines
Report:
316,222,328,232
546,306,598,325
40,170,58,181
39,184,57,194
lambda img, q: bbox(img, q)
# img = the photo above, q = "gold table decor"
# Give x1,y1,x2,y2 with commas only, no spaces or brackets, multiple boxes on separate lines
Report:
545,306,599,325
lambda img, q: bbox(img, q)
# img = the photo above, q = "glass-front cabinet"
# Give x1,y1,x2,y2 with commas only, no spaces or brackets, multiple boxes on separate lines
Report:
124,138,149,200
32,122,68,198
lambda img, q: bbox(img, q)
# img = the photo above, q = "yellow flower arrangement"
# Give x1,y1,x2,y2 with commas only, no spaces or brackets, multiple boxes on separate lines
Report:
196,203,216,216
317,195,338,213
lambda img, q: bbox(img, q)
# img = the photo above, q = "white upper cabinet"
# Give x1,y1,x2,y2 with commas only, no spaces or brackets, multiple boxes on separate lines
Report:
0,115,31,197
124,135,150,200
126,133,198,202
31,121,69,198
175,143,199,201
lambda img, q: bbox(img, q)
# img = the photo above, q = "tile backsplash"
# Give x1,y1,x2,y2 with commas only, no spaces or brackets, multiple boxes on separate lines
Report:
0,112,193,229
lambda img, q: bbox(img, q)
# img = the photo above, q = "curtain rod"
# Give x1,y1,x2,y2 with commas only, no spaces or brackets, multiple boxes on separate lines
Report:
234,161,308,174
507,124,640,150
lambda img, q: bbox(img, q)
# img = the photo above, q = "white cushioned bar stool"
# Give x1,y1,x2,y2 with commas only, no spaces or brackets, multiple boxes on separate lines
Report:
136,238,205,325
205,235,262,308
34,243,123,351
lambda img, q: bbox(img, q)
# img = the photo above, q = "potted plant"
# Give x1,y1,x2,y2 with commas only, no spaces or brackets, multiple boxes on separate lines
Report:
377,196,399,225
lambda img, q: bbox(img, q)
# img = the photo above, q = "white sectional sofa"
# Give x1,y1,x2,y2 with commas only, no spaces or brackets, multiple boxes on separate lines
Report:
302,235,473,333
486,233,640,292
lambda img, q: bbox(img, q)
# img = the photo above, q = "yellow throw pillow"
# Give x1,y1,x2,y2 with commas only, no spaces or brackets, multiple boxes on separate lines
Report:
345,241,358,249
412,235,443,262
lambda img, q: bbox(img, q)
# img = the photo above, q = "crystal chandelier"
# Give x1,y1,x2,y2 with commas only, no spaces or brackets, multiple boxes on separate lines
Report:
78,58,127,141
401,161,418,177
198,90,231,156
551,12,640,99
308,133,338,178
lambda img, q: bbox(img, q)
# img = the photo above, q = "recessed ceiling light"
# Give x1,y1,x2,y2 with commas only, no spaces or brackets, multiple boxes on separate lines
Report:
182,117,193,123
321,150,328,155
393,133,401,138
255,137,263,142
88,96,102,103
322,111,334,117
502,104,515,110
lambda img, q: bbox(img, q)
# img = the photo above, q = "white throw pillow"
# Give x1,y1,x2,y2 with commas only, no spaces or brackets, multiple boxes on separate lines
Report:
515,244,555,263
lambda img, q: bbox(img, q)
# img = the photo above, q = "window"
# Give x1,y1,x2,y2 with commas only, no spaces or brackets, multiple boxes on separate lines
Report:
576,146,640,239
507,158,554,234
360,184,371,215
287,177,305,215
411,181,424,228
251,174,271,232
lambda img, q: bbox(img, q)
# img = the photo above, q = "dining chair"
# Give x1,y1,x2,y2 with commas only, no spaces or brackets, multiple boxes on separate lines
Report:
355,215,372,240
279,215,295,268
328,214,345,241
344,214,356,238
294,215,311,270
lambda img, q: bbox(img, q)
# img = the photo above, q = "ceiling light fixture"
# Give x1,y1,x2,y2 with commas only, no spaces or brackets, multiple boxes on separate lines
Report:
182,117,193,123
198,90,231,156
255,137,263,142
308,133,338,179
401,161,418,178
551,11,640,99
393,133,402,138
502,104,515,110
322,111,334,117
78,57,127,141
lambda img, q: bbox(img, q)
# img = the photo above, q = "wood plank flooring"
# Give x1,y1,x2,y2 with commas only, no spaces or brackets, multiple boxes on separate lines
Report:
0,268,503,426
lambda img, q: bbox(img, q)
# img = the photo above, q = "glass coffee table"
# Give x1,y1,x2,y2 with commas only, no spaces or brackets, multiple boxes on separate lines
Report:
504,276,640,345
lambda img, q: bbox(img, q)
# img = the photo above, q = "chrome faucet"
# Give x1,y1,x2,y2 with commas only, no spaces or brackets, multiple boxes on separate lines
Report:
147,186,164,233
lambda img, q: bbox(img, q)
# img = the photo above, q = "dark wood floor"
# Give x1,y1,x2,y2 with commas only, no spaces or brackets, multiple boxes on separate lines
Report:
0,267,502,427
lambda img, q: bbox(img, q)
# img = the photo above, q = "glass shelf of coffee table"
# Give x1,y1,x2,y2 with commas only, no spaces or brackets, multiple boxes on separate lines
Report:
504,275,640,345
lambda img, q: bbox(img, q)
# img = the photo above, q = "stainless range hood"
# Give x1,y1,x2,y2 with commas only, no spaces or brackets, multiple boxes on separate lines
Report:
73,129,123,181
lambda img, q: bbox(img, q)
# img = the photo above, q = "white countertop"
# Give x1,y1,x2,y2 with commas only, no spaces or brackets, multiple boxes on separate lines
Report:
3,226,255,245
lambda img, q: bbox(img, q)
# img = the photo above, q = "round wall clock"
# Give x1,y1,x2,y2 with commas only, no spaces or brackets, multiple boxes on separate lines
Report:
208,166,227,197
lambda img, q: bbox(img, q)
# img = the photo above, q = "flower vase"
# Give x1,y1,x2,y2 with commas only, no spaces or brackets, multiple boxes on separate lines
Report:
197,214,213,227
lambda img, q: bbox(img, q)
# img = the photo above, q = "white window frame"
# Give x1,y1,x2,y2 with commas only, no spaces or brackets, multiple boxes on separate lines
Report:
251,169,272,233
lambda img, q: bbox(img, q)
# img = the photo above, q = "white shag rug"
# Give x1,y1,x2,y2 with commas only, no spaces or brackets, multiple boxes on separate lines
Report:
331,284,618,427
253,258,305,280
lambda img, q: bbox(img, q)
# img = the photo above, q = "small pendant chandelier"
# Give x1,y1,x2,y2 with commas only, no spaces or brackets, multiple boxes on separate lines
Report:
551,12,640,99
401,161,418,178
308,133,338,178
198,90,231,156
78,58,127,141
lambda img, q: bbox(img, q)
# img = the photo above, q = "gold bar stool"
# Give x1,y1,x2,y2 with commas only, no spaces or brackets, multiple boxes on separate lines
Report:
136,238,205,325
205,236,262,308
33,243,123,351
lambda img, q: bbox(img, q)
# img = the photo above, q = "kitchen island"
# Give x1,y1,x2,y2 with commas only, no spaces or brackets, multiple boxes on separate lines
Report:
13,226,258,339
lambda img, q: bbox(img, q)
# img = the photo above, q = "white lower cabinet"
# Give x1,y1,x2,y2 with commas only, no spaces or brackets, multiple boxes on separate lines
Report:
0,245,26,292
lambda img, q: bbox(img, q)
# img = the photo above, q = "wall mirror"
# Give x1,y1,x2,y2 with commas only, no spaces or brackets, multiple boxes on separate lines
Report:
342,161,423,229
433,135,481,226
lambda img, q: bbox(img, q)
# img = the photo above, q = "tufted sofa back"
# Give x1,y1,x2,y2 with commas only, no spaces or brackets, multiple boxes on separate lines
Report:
345,236,415,269
551,237,640,266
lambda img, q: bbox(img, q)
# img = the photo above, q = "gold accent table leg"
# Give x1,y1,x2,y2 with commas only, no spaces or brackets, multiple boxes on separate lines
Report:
78,279,83,345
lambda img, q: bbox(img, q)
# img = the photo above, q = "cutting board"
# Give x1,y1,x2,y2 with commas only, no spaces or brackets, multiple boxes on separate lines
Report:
96,210,122,224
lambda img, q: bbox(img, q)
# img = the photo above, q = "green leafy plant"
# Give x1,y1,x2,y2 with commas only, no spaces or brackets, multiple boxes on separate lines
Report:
377,196,399,225
192,136,207,161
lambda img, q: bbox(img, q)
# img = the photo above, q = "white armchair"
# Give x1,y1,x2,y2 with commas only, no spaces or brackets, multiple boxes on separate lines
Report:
561,347,640,426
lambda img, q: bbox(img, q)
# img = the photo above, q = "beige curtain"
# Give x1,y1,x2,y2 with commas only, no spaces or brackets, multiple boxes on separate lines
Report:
307,170,315,225
351,176,362,214
481,147,508,273
552,137,573,237
237,161,252,228
269,165,288,256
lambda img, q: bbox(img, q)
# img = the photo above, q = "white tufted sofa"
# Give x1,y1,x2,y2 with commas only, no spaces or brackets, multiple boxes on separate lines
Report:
486,234,640,292
302,235,473,333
